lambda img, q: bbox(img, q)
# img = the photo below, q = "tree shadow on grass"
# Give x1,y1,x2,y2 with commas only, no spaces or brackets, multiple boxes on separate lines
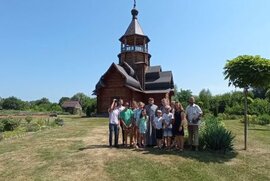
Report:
78,144,238,163
135,147,238,163
249,128,270,132
78,144,109,151
78,144,132,151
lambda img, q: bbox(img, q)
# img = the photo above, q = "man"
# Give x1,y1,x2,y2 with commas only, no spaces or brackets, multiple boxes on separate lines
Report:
186,96,203,151
145,97,158,146
119,102,134,147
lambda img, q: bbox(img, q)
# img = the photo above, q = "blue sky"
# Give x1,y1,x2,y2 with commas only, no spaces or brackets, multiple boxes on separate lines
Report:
1,0,270,103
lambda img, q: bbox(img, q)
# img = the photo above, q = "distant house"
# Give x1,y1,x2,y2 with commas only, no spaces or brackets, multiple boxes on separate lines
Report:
61,101,82,115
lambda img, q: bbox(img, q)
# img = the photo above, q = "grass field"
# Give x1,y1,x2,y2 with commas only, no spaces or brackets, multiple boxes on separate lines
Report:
0,116,269,181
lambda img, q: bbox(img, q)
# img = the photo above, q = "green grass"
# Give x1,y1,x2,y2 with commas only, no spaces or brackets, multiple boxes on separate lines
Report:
106,119,270,181
0,116,269,181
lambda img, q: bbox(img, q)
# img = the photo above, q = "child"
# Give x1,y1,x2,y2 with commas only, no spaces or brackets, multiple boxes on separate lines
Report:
120,102,134,147
132,101,138,147
153,109,163,149
162,105,173,149
138,109,148,148
133,101,145,148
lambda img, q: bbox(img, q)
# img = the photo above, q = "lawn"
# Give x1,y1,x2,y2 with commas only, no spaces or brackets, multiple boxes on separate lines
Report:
0,116,269,181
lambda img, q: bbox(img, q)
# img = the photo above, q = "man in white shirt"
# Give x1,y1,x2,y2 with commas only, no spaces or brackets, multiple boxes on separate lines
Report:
186,96,203,151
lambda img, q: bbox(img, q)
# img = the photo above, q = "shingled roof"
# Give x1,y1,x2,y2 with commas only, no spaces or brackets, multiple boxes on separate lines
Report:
94,63,173,94
124,17,144,36
119,8,150,43
94,63,142,95
62,101,82,109
145,66,174,90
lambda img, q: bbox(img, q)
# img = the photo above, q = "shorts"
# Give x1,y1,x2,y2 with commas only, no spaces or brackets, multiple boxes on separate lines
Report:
163,128,172,137
156,129,163,139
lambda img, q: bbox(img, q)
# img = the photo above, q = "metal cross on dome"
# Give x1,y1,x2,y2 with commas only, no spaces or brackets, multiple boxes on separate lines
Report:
133,0,136,8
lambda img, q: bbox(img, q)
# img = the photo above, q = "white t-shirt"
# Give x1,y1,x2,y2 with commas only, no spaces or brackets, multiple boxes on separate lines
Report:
153,116,163,129
162,113,173,129
185,104,203,125
118,105,125,112
109,108,120,125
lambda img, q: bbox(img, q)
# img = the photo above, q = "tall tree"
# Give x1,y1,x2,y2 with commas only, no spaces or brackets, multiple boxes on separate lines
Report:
173,89,192,108
2,96,28,110
224,55,270,150
266,89,270,102
0,97,3,109
198,89,212,111
58,97,70,106
71,93,96,113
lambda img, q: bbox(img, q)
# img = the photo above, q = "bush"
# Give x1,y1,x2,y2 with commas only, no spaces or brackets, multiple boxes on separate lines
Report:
247,114,258,125
26,123,40,132
86,104,97,117
36,118,47,127
54,118,64,126
225,104,243,115
200,116,235,153
25,116,33,124
0,121,4,132
0,118,21,131
257,114,270,125
249,98,270,115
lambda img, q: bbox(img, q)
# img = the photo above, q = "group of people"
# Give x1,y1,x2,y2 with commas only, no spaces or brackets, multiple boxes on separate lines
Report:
108,96,203,151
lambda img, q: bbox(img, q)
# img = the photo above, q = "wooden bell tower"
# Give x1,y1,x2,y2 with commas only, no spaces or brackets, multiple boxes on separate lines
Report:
118,5,151,90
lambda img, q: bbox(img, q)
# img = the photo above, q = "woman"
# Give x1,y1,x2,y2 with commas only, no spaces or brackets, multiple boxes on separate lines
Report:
108,99,120,148
173,102,186,151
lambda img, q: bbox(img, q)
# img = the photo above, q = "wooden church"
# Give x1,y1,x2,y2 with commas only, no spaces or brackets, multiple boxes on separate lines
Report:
94,5,174,114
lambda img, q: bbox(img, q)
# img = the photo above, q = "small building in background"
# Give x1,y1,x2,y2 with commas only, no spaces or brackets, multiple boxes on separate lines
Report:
61,101,82,115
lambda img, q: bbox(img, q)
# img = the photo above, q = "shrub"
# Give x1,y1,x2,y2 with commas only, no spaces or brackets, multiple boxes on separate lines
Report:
200,116,235,153
247,114,258,125
257,114,270,125
249,98,270,115
26,123,40,132
225,104,243,115
25,116,33,124
86,105,96,117
54,118,64,126
0,118,21,131
0,121,4,132
36,118,47,127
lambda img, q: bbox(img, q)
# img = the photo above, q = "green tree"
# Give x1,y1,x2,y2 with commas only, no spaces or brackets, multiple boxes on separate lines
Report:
2,96,28,110
198,89,212,112
29,98,52,112
0,97,3,110
34,98,51,105
49,103,62,112
266,89,270,102
173,89,192,108
58,97,70,106
252,87,267,99
71,93,96,113
209,95,221,116
248,98,270,115
224,55,270,150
